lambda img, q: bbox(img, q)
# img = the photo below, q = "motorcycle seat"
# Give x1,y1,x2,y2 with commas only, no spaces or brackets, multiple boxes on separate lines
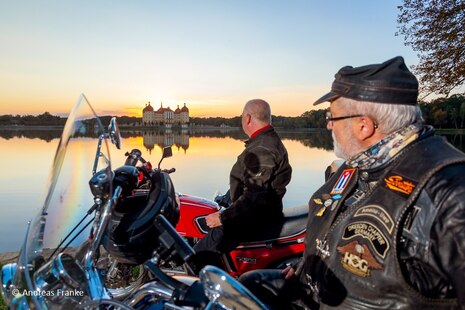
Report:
239,204,308,245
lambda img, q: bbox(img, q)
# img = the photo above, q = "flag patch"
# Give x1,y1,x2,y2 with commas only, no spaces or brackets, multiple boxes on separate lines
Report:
330,168,356,195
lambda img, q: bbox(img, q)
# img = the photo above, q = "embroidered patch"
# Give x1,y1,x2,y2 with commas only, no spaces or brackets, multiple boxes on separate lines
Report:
332,194,342,200
342,221,390,258
384,175,417,197
313,198,323,205
354,205,395,234
337,240,384,277
330,168,356,195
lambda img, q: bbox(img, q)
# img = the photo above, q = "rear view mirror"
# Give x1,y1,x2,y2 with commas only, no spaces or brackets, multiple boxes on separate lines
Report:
108,117,122,150
158,146,173,169
162,146,172,159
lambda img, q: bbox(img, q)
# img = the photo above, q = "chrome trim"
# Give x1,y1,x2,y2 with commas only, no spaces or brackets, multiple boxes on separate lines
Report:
182,202,220,210
194,216,210,234
91,186,122,258
126,281,174,308
33,253,88,305
172,275,200,286
82,187,121,302
199,265,267,310
236,229,307,248
84,250,110,300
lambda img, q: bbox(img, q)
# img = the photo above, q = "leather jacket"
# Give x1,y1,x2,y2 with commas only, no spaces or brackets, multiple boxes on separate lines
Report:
220,126,292,238
298,128,465,309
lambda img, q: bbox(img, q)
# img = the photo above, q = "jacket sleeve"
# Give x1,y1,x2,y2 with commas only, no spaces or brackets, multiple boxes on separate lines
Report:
428,165,465,304
220,145,277,226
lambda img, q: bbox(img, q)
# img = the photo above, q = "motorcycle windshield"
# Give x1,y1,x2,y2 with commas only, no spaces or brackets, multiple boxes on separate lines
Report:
13,94,112,306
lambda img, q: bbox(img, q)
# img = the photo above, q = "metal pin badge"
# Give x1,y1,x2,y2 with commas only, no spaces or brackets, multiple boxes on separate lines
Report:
316,238,330,259
316,206,326,217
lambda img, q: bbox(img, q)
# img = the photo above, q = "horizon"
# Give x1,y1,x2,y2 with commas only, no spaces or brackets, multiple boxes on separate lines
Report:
0,1,420,118
0,107,324,119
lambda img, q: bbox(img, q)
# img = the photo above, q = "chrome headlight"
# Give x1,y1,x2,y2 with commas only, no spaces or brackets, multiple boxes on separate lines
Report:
34,253,89,306
199,265,267,310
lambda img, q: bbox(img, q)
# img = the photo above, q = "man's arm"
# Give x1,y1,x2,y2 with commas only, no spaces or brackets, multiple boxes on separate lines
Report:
429,166,465,304
220,146,277,226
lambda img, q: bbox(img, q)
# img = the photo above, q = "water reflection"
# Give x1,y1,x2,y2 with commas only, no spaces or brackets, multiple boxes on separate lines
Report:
1,128,464,154
0,130,334,252
141,130,190,154
0,128,62,142
1,128,465,252
0,128,334,152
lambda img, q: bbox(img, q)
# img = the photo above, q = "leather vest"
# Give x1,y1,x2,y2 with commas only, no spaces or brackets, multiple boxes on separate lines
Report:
299,136,465,309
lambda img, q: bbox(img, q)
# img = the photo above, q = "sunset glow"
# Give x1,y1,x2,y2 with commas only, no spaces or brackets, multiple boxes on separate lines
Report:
0,1,416,118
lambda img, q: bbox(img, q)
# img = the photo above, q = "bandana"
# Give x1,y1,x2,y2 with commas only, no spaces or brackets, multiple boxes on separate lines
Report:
347,123,423,170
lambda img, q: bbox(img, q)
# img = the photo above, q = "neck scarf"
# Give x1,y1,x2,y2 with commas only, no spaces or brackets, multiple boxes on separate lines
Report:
347,123,423,170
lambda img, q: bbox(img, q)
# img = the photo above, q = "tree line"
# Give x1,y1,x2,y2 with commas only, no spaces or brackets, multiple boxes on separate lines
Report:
1,95,465,129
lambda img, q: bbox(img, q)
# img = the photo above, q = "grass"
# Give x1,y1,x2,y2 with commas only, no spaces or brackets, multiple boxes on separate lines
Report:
0,261,6,310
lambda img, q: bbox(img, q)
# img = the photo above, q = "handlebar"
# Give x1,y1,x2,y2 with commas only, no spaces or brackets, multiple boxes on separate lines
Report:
125,148,176,176
162,168,176,174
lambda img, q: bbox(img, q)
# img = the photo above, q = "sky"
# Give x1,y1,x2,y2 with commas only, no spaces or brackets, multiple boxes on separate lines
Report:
0,1,418,118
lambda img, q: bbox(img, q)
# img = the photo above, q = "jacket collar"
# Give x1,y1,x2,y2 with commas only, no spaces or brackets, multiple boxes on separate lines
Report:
245,125,274,146
250,124,273,139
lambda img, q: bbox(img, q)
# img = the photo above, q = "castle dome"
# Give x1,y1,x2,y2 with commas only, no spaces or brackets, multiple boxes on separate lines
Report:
181,103,189,112
143,102,154,112
175,105,181,114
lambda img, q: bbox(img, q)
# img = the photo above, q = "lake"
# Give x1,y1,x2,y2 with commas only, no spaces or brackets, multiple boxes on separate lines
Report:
0,128,337,252
0,128,463,253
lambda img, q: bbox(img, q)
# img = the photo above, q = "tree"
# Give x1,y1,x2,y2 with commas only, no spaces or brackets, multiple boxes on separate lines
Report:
432,109,448,128
397,0,465,97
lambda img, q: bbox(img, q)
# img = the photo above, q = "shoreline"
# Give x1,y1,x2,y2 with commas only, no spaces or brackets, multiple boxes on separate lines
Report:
0,125,329,132
1,125,464,133
0,251,19,264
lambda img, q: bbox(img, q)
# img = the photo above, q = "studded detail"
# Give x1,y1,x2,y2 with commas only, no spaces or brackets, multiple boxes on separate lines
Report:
316,238,330,259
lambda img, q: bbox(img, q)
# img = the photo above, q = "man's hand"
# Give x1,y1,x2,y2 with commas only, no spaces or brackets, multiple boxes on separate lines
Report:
206,212,222,228
282,265,296,280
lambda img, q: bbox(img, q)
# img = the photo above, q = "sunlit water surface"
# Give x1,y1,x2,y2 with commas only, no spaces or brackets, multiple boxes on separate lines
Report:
0,130,336,252
1,129,463,252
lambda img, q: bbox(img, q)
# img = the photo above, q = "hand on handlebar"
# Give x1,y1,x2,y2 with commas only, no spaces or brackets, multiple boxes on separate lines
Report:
205,212,222,228
282,265,296,280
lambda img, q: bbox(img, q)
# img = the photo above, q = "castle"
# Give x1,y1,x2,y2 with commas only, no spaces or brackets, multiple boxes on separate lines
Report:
142,102,189,128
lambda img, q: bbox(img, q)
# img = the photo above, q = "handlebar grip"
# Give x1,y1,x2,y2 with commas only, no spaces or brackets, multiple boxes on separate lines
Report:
163,168,176,174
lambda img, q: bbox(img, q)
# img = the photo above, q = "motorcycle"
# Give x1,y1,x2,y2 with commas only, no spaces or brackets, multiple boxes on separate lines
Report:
122,147,307,278
0,94,268,309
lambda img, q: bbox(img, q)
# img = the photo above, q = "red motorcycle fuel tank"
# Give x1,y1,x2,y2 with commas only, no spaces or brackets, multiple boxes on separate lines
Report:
176,194,219,238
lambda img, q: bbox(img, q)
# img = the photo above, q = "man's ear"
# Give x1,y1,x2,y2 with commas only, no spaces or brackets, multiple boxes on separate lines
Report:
245,113,252,125
356,116,377,141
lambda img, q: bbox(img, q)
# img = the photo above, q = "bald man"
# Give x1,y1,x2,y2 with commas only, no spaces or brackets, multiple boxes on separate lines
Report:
194,99,292,262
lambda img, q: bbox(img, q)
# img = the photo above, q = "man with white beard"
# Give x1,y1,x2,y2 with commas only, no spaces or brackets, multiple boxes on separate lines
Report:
240,56,465,309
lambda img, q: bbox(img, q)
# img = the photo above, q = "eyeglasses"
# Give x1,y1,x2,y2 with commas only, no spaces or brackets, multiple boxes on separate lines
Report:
325,111,363,123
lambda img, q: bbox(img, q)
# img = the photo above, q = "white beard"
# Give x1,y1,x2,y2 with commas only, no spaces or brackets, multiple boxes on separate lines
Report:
332,130,361,160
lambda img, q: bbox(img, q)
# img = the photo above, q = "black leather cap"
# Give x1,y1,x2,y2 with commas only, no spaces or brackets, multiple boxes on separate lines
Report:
313,56,418,105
